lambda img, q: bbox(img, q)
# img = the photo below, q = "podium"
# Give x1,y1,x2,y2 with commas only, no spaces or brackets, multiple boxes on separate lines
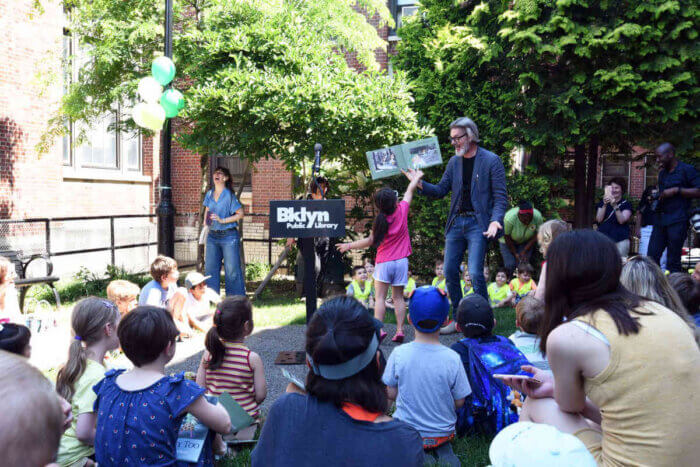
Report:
270,199,345,323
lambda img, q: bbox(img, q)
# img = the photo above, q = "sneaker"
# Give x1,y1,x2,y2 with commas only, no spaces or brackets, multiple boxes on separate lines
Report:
391,332,405,344
439,320,457,335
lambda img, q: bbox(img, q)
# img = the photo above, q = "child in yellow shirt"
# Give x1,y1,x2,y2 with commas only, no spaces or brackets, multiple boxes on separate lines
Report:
487,268,513,308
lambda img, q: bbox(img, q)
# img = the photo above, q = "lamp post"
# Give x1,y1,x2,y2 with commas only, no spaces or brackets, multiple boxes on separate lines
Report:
156,0,175,257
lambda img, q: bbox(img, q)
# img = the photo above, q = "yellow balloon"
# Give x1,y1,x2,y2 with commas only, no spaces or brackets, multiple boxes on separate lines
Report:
131,103,150,129
142,103,166,131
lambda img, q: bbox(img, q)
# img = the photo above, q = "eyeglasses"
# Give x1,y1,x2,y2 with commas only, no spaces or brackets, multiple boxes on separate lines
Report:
449,133,468,144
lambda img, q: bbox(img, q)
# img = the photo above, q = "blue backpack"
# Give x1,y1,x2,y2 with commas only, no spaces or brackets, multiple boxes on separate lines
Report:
451,336,531,436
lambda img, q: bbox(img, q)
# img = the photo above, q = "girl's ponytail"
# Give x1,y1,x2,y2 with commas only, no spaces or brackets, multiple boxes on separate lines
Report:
205,296,252,371
371,188,398,248
56,338,88,401
55,297,120,401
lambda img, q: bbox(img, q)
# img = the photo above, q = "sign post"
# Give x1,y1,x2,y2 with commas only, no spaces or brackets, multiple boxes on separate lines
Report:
270,199,345,323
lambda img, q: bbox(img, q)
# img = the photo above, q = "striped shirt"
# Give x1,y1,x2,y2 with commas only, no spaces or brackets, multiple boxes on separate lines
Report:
204,341,259,418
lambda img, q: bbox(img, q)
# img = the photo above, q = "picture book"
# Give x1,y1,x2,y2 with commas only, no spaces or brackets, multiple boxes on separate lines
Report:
176,395,216,463
366,137,442,180
218,391,256,433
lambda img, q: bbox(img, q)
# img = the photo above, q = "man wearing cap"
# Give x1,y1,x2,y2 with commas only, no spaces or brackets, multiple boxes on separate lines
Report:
499,201,544,275
170,271,220,335
404,117,507,333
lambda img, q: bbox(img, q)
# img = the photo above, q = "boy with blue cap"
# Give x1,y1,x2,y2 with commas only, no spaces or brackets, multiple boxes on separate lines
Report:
382,286,471,467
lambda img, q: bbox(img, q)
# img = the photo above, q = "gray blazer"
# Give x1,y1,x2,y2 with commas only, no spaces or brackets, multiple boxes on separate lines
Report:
419,147,508,234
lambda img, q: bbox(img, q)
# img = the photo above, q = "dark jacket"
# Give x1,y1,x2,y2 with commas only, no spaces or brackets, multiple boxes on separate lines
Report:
419,147,508,234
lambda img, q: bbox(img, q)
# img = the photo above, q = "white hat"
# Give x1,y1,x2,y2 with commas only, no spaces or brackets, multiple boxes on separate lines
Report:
489,422,596,467
184,271,211,289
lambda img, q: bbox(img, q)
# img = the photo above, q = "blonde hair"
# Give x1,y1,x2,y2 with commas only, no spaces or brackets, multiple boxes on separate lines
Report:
621,256,699,346
0,351,63,466
0,256,12,285
56,297,120,401
107,279,140,302
515,296,544,334
538,220,569,257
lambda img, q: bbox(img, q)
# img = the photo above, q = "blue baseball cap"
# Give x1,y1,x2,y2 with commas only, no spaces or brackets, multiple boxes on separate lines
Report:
409,286,450,333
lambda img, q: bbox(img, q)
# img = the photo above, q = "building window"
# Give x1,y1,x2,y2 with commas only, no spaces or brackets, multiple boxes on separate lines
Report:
62,31,142,175
601,154,630,193
389,0,418,38
645,155,659,189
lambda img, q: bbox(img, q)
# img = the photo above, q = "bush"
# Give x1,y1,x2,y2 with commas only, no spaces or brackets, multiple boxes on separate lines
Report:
245,262,271,282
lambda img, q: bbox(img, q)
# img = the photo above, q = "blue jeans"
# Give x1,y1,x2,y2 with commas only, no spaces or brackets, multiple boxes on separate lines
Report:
498,240,533,275
205,229,246,296
648,221,687,273
444,215,488,317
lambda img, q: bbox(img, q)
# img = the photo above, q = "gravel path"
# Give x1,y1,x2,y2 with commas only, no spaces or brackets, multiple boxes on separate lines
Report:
168,323,464,414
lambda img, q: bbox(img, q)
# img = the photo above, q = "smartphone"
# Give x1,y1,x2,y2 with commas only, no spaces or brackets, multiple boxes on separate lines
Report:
493,373,542,384
604,185,612,199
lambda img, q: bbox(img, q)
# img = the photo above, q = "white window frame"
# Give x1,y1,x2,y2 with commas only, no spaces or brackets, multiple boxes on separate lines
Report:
62,31,146,181
389,0,418,41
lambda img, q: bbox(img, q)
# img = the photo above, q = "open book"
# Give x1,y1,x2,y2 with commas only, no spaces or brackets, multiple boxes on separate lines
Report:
366,137,442,180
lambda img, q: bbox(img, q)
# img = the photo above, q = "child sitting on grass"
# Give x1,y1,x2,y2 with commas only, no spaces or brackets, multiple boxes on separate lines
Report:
0,351,68,467
668,273,700,326
93,306,231,465
461,270,474,297
56,297,121,467
346,265,372,307
138,255,179,309
404,268,417,297
509,296,549,370
451,294,531,436
508,263,537,305
107,279,140,316
0,322,31,357
488,268,513,308
383,286,471,467
196,296,266,441
431,259,446,292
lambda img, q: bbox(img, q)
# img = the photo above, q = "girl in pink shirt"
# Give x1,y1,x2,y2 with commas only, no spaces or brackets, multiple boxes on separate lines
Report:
338,169,424,343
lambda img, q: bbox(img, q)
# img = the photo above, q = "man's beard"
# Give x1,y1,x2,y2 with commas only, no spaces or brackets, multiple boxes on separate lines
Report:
455,146,467,157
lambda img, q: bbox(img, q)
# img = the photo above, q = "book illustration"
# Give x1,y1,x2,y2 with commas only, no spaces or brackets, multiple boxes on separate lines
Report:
281,368,306,391
366,137,442,180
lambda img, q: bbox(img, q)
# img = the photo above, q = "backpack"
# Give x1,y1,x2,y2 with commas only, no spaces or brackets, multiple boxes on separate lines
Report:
451,336,531,436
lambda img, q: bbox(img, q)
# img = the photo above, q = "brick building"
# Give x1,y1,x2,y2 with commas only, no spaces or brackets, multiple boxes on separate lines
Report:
1,0,653,276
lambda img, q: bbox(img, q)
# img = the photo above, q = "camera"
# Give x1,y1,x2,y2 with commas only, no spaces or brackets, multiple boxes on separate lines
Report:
649,189,661,212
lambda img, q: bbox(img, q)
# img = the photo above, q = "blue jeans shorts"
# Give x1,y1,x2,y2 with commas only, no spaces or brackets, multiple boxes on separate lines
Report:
373,257,409,286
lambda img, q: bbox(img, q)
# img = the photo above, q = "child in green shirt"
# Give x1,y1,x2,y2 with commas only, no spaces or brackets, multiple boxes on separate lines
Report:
487,268,513,308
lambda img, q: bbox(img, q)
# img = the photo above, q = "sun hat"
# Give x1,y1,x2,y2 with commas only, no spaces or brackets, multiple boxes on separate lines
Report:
184,271,211,289
409,286,450,333
489,422,596,467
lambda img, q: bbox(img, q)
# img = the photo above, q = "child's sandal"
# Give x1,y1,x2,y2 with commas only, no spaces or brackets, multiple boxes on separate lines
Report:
391,332,405,344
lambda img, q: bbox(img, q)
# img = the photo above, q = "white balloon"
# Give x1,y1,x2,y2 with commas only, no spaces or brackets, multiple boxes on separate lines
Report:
138,76,163,104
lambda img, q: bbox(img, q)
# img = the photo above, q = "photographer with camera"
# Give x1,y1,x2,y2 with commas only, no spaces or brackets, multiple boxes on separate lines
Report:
595,177,634,258
648,143,700,273
636,185,667,269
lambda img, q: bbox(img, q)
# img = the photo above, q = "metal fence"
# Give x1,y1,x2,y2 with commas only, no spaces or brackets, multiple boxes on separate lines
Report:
0,212,284,278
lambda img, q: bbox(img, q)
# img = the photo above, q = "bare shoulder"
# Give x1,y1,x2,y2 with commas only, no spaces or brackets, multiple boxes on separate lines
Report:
248,351,263,368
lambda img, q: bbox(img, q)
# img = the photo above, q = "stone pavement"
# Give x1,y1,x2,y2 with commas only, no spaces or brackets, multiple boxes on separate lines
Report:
168,323,464,413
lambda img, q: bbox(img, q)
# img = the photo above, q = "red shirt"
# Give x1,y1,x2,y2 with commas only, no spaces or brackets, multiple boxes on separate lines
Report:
375,201,412,264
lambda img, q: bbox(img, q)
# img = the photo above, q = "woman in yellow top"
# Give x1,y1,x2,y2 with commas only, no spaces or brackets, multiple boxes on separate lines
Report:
488,268,513,308
501,230,700,466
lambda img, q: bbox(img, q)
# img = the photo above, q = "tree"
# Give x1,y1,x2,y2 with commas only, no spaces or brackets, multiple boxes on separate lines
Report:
394,0,699,228
45,0,425,189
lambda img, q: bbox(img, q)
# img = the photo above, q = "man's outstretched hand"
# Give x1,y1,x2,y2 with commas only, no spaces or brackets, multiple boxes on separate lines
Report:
484,221,502,238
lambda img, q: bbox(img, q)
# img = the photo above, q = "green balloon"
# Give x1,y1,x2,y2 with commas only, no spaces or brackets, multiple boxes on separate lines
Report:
160,89,184,118
151,57,176,86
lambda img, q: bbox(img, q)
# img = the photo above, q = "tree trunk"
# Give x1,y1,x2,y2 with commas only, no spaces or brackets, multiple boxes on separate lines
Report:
585,137,599,227
573,144,587,228
196,154,209,272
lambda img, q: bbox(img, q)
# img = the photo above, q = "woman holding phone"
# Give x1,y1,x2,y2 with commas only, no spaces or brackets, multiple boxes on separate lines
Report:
595,177,633,257
501,230,699,466
203,166,246,296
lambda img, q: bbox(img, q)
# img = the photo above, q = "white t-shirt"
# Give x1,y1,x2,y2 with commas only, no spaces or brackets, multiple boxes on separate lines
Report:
178,287,219,321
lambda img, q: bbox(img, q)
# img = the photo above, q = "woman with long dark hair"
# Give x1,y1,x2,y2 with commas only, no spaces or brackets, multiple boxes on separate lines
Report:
251,296,424,466
203,166,246,296
502,230,699,465
337,171,423,342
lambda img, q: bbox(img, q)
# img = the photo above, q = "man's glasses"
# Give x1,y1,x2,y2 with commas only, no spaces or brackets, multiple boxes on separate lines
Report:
449,133,468,144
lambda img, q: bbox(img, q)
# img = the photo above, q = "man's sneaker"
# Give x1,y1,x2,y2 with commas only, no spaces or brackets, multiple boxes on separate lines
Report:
439,320,457,335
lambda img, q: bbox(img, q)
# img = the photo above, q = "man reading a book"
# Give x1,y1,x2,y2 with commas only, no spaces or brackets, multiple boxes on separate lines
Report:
404,117,507,334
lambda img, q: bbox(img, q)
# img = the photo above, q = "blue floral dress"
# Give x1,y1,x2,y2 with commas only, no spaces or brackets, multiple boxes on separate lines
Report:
93,369,210,466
